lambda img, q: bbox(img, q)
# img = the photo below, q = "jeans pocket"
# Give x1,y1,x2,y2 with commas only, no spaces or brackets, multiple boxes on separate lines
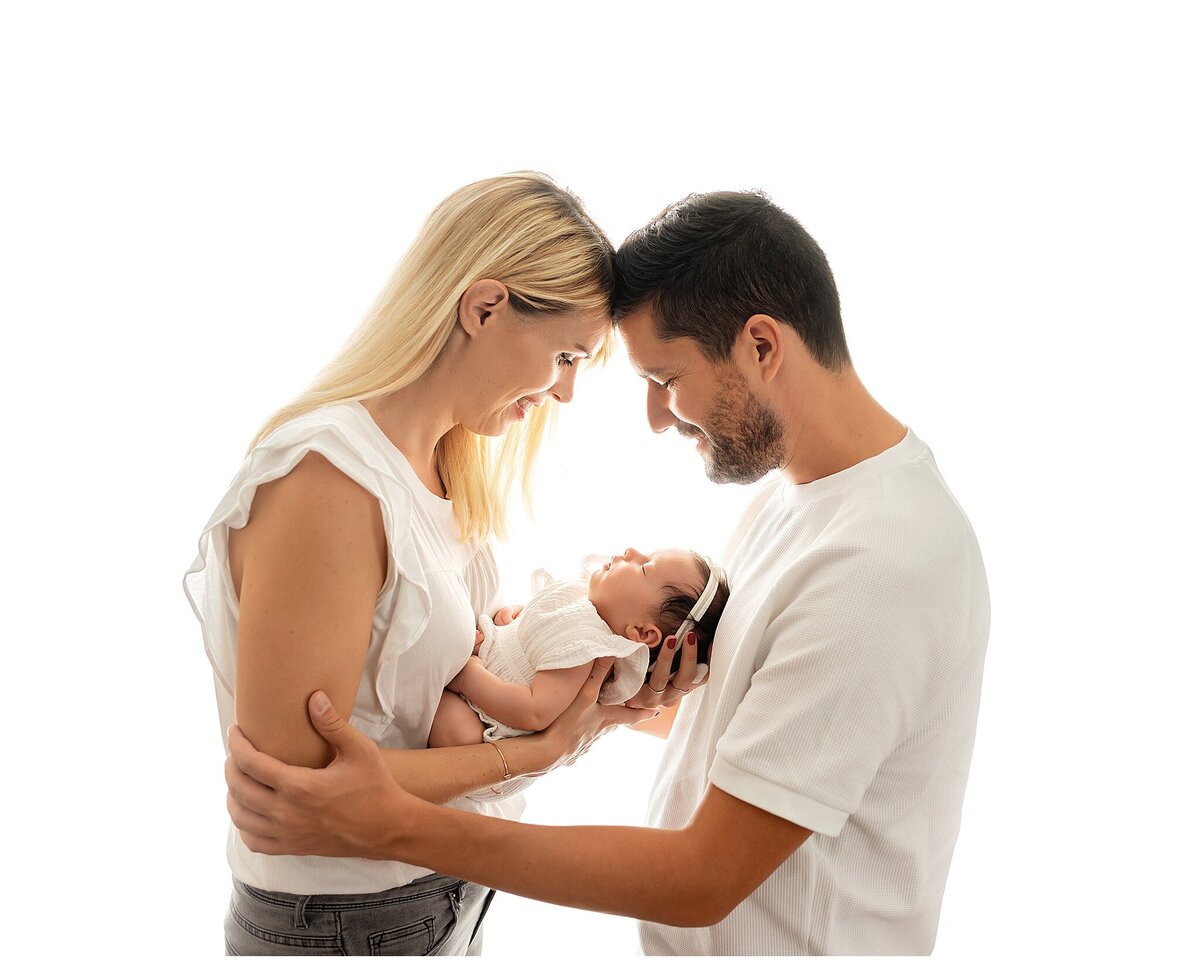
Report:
226,885,344,956
368,915,438,955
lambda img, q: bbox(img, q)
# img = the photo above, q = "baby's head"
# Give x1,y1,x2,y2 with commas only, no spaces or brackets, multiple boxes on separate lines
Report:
587,547,730,675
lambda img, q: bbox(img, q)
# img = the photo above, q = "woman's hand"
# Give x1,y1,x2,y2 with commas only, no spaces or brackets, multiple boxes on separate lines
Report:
623,630,709,711
226,691,411,859
539,658,659,769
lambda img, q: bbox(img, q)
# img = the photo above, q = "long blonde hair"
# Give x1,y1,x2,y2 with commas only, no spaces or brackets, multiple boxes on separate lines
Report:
250,172,615,541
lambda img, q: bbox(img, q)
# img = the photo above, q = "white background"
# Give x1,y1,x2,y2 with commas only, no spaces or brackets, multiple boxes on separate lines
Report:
3,2,1197,959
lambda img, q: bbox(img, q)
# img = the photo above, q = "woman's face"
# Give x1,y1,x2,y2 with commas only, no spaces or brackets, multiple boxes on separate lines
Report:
466,306,612,437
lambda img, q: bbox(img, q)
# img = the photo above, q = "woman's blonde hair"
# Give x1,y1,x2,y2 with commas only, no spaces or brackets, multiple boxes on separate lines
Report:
250,172,615,541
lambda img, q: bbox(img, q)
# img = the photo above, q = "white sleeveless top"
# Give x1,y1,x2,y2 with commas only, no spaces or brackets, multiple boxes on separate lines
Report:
183,401,523,895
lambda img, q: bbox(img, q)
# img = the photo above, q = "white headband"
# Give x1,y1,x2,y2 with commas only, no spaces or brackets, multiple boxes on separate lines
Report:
676,556,724,641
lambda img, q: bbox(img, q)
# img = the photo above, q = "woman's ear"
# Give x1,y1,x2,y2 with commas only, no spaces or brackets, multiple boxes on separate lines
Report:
458,279,510,338
624,623,663,648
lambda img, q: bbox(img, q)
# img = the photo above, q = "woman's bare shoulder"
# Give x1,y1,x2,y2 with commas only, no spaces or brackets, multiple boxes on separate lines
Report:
229,450,387,597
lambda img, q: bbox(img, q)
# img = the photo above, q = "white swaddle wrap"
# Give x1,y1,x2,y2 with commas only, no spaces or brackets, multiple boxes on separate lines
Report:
467,571,650,741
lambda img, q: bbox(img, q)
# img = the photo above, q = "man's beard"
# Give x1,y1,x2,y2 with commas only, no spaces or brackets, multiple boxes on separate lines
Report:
678,370,785,484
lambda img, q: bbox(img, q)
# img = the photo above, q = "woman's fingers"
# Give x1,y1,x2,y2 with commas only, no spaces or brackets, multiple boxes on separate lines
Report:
648,636,677,694
669,631,700,694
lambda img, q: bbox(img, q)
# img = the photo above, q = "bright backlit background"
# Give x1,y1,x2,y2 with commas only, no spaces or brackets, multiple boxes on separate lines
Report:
3,2,1196,959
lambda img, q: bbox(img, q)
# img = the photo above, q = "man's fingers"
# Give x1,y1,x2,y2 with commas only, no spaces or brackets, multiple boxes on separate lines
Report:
227,791,280,838
307,691,366,756
227,723,290,791
238,829,287,856
225,751,277,812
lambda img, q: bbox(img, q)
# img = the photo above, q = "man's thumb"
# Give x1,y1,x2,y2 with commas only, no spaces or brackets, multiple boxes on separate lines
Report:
309,691,354,745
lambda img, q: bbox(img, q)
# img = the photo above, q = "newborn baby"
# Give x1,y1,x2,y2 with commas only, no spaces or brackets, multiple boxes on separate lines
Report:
428,546,729,747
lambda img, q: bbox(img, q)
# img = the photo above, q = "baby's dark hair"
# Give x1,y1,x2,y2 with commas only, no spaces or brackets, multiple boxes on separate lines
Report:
646,552,731,680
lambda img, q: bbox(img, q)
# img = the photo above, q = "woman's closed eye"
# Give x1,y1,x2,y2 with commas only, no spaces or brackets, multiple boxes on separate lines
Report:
557,353,576,367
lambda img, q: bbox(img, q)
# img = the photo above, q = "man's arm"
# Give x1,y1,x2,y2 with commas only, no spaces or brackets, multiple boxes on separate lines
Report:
227,681,810,927
393,781,811,926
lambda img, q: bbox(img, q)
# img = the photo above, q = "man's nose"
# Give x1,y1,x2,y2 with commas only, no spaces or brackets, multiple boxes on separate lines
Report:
646,383,677,434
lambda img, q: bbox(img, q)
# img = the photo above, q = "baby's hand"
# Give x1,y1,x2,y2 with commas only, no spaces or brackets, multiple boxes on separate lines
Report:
492,604,524,627
448,655,484,694
473,628,484,656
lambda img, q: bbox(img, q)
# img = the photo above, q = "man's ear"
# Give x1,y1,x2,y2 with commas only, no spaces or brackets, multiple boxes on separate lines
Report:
624,623,664,648
458,279,510,338
740,314,785,384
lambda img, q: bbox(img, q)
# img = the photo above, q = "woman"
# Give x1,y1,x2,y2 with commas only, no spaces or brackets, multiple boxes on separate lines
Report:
184,173,634,955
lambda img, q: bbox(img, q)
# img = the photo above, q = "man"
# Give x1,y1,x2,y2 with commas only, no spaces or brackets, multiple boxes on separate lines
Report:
226,191,989,954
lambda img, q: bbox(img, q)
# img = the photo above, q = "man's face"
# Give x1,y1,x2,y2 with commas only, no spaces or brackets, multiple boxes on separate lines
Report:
619,307,785,484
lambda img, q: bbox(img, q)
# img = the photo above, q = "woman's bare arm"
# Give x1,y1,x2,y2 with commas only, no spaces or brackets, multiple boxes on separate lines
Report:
229,451,582,800
230,452,387,769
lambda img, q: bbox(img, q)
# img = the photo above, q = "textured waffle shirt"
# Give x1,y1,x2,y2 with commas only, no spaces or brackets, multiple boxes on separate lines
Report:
640,430,989,955
184,401,523,895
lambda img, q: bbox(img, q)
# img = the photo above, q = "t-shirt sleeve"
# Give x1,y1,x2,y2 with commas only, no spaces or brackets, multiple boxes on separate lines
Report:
709,558,935,837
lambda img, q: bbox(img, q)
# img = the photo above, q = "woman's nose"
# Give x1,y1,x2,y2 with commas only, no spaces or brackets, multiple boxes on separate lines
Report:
549,363,578,404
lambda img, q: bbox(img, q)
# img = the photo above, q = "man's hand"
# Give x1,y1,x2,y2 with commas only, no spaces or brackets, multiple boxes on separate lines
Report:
623,630,709,710
226,691,412,860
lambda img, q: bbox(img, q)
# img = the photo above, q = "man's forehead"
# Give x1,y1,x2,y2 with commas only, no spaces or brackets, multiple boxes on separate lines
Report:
618,306,694,375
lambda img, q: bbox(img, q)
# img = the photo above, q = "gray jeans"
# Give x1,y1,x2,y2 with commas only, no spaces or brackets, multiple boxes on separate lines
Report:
224,872,496,956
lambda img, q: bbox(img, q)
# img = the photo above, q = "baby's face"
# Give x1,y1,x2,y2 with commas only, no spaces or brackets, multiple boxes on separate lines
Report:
587,547,703,642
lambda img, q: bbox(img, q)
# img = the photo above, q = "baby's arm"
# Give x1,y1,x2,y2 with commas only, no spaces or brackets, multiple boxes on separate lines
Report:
449,657,595,732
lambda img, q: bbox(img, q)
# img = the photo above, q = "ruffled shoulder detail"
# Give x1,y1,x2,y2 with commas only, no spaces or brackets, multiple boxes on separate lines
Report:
182,404,433,737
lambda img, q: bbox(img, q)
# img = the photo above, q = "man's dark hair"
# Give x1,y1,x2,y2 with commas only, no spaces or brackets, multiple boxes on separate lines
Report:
647,553,731,679
612,191,851,370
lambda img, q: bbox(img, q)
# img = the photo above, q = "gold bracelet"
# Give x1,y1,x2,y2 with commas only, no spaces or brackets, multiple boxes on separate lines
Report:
491,740,512,781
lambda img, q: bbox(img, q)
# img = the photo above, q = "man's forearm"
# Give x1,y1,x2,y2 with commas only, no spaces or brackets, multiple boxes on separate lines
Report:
376,800,722,926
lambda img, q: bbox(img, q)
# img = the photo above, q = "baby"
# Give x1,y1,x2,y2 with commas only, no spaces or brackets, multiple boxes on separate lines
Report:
428,547,730,747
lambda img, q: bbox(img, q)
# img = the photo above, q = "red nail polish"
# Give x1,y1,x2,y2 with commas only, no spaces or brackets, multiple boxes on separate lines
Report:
667,636,677,650
687,632,697,645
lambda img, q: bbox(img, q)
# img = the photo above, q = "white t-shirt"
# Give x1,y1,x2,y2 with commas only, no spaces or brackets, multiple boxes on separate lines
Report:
640,430,989,956
183,401,523,895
